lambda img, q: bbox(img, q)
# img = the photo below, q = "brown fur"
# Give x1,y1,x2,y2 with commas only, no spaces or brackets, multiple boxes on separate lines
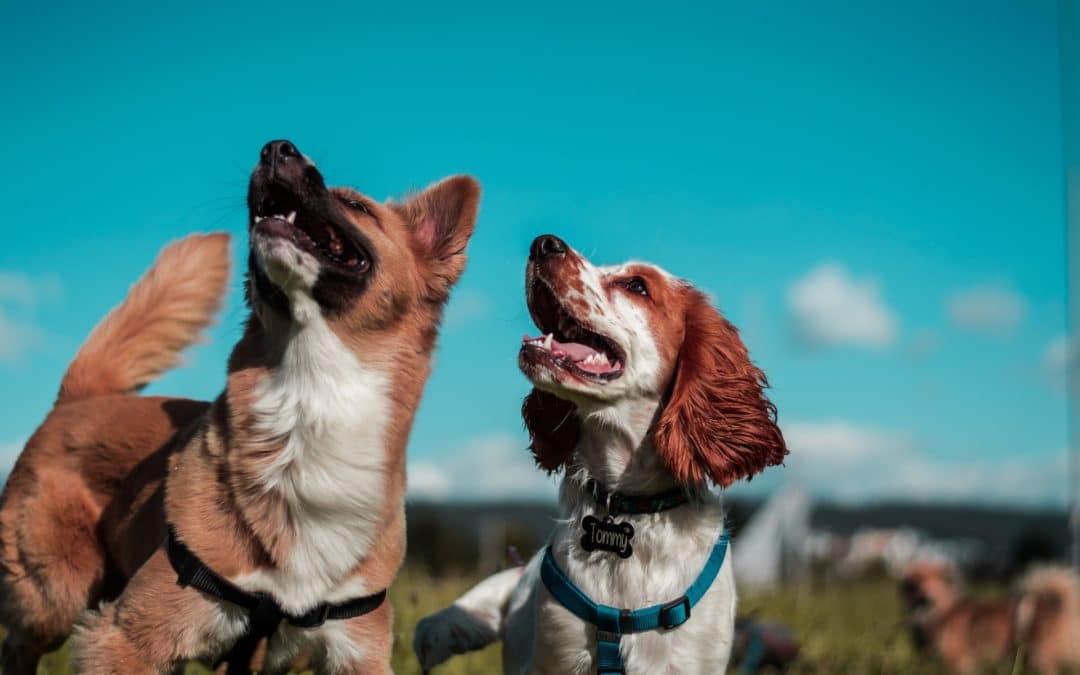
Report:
0,159,479,674
653,288,787,487
58,234,231,404
0,233,229,674
901,561,1080,675
521,389,578,472
1017,566,1080,674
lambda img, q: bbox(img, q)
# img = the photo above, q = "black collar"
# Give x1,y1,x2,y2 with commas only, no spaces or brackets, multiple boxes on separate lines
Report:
585,478,690,516
166,525,385,674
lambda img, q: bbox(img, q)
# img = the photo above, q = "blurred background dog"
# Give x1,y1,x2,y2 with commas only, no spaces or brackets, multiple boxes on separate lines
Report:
901,561,1080,674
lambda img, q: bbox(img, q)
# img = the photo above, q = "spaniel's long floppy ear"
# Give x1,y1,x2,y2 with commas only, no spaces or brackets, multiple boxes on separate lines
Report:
653,289,787,487
522,388,580,473
396,175,481,301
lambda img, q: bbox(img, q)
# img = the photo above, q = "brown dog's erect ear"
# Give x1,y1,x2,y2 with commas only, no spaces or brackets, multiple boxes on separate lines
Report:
398,175,481,300
522,388,580,473
653,290,787,488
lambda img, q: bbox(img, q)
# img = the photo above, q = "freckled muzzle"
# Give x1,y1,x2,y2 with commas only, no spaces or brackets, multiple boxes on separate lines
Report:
520,235,626,383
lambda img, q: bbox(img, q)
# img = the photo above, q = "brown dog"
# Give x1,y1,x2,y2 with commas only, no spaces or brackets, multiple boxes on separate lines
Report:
0,140,479,674
901,561,1080,675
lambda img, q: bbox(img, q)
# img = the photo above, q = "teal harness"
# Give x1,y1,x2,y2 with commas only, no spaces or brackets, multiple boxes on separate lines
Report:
540,529,730,675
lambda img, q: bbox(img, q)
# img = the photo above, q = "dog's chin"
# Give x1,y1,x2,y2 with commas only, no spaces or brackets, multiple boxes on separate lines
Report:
252,233,320,292
247,234,323,325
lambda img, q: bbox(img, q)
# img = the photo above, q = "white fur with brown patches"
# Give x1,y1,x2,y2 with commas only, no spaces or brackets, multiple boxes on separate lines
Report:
415,242,755,674
416,417,738,675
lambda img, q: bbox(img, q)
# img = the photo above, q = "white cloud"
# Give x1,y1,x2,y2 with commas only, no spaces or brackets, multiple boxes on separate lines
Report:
787,263,898,349
408,434,559,501
0,312,39,362
0,271,61,363
1043,335,1075,376
907,329,940,359
946,285,1026,334
783,420,912,463
409,422,1067,507
0,439,24,475
0,272,61,306
774,420,1066,507
874,452,1068,507
408,462,453,499
443,290,491,329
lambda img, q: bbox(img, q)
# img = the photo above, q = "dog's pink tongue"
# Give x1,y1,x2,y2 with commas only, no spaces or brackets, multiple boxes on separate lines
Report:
522,334,616,372
554,340,598,361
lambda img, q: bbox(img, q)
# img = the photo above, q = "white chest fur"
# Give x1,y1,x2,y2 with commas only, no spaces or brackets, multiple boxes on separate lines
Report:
236,293,391,615
516,492,737,675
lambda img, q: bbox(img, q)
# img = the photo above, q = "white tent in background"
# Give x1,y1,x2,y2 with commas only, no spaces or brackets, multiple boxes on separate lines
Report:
732,485,812,590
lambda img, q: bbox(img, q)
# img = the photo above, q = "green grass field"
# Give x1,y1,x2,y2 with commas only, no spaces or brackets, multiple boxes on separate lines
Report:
23,569,1035,674
391,569,1034,675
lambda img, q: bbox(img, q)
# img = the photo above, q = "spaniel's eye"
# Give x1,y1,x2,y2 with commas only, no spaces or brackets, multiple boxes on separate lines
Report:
624,277,649,297
344,199,370,215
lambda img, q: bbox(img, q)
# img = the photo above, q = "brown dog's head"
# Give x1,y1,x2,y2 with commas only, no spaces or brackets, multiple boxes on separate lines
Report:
519,234,786,488
245,140,479,347
901,561,961,615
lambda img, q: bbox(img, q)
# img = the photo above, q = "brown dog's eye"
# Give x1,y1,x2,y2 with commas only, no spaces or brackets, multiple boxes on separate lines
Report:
624,277,649,297
343,199,370,215
352,254,371,273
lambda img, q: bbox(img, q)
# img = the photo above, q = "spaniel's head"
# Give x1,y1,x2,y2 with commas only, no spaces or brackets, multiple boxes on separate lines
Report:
519,234,787,488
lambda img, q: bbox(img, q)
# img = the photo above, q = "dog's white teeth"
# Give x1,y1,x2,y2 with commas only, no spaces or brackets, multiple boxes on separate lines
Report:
286,211,297,224
543,334,553,349
254,215,265,224
597,353,609,365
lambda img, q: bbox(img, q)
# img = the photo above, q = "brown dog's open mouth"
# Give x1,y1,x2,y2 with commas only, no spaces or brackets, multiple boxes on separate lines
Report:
252,185,367,271
521,277,625,381
901,580,931,611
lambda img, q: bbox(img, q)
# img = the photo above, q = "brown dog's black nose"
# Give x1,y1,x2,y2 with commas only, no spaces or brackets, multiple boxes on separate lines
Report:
260,139,301,165
530,234,567,261
257,139,314,190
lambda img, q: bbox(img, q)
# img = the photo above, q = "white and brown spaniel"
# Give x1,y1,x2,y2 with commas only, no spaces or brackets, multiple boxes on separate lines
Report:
415,234,787,674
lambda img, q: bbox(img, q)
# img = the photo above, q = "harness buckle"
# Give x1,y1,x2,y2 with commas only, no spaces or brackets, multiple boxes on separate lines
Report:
596,629,621,644
658,595,691,629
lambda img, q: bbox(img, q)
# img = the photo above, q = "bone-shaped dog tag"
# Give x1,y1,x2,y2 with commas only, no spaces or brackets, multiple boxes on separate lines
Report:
580,515,634,558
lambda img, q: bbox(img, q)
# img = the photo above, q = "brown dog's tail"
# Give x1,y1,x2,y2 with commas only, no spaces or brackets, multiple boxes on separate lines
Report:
57,233,231,404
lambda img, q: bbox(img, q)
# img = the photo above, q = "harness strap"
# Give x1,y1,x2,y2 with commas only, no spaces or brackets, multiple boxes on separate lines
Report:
540,529,729,674
165,526,386,672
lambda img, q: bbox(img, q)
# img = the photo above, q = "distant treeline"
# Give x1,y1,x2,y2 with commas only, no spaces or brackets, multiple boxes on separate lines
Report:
404,499,1068,578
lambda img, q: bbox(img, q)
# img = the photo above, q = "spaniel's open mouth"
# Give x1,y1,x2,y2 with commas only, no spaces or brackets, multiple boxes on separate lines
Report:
521,277,625,381
252,185,365,271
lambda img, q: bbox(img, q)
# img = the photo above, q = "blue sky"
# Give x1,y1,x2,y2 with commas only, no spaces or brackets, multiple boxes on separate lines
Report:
0,1,1069,506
